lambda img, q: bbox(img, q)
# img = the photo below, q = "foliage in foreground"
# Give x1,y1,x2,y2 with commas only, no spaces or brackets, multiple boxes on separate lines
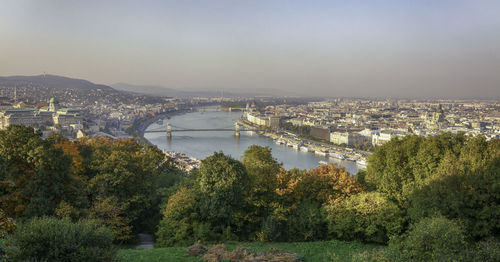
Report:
7,217,117,262
0,125,184,243
326,191,404,244
387,216,500,262
156,147,365,246
366,134,500,240
387,216,467,261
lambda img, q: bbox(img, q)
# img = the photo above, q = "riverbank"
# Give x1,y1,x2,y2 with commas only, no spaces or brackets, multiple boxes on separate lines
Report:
142,108,359,173
238,119,369,170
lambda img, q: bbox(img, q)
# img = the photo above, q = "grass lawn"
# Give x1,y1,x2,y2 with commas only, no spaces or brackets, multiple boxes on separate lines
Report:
117,240,382,262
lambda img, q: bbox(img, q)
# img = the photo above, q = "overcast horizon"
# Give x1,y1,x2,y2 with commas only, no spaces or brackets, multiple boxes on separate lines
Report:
1,0,500,98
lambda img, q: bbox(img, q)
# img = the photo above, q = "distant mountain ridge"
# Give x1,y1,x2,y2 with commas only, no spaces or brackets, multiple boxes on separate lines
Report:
0,74,297,97
0,75,114,90
112,83,298,97
112,83,190,97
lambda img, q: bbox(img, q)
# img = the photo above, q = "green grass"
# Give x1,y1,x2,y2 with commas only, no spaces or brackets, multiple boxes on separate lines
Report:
117,240,382,262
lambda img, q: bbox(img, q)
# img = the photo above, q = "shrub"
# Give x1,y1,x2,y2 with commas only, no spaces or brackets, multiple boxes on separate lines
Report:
13,217,116,262
351,248,390,262
461,238,500,262
387,216,467,261
1,236,18,262
0,209,16,238
326,192,404,244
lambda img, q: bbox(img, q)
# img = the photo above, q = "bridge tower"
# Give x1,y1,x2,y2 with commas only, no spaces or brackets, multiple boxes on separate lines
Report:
234,122,240,137
166,123,172,139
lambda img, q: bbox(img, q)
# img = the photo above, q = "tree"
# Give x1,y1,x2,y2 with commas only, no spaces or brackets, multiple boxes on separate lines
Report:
84,137,170,235
271,164,364,241
294,164,364,203
241,146,281,236
197,152,248,235
0,125,44,217
22,142,72,217
365,135,423,208
156,187,197,247
408,136,500,240
0,125,72,218
325,192,404,244
89,196,132,243
365,133,469,208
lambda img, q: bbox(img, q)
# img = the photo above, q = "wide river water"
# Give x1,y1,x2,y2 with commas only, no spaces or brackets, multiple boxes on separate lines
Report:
145,108,359,174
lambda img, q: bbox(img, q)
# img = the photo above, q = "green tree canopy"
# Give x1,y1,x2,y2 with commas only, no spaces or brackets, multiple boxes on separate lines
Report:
408,136,500,240
326,192,404,244
197,152,248,232
0,125,72,218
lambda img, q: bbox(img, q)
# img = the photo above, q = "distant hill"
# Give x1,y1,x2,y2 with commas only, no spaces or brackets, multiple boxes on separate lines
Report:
0,75,114,91
0,75,298,97
112,83,298,97
112,83,190,97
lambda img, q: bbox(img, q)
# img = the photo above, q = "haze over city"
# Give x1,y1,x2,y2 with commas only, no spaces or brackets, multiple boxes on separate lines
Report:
1,0,500,98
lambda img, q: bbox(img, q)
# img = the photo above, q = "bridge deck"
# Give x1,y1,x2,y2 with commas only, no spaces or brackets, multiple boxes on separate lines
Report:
145,129,262,133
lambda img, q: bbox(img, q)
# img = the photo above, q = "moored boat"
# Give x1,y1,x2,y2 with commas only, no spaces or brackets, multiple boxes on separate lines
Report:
356,159,367,166
315,150,328,156
328,152,346,160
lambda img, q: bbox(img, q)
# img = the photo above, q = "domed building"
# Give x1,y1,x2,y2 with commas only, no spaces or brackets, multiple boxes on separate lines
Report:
0,97,81,130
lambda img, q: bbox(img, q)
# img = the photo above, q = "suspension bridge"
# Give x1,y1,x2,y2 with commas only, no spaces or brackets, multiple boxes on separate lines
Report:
143,122,264,138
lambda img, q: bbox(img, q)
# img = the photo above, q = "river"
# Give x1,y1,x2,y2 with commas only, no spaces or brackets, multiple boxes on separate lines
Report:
144,108,359,174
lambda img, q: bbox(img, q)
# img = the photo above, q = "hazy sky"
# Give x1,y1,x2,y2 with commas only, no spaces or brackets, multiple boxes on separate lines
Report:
1,0,499,98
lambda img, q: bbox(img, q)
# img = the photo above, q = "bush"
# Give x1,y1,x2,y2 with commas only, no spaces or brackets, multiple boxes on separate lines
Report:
326,192,404,244
0,209,16,238
13,217,116,262
351,248,390,262
387,216,467,261
1,236,18,262
460,238,500,262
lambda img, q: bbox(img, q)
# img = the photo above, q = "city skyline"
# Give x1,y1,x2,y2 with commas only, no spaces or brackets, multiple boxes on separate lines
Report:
1,0,500,98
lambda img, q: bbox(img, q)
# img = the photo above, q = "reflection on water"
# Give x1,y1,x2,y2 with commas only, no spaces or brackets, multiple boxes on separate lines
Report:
145,108,359,174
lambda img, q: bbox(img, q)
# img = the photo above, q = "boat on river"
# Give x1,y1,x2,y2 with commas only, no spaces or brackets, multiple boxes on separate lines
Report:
315,150,328,156
329,152,345,160
356,159,367,166
300,146,309,152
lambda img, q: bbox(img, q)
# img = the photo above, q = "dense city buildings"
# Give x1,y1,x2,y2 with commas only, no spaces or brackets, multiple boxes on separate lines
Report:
0,81,223,139
253,98,499,145
235,98,500,165
1,78,498,164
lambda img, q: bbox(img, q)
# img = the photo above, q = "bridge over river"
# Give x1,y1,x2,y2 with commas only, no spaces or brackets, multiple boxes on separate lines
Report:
144,122,264,138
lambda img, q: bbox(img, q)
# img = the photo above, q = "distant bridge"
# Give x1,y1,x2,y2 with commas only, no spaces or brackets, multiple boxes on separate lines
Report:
144,122,264,138
145,128,261,132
